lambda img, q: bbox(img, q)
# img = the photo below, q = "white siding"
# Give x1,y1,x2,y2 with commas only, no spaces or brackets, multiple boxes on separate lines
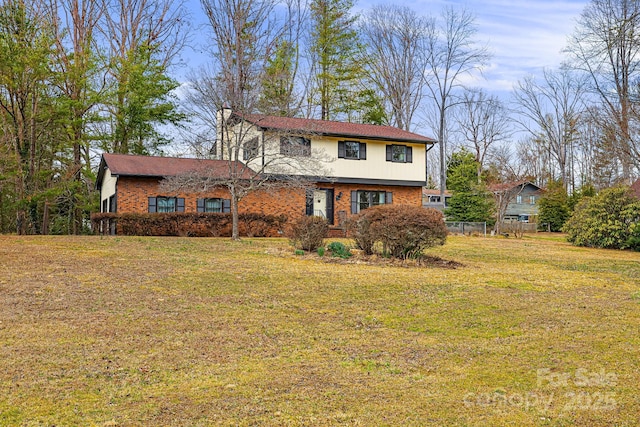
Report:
100,168,117,211
227,121,429,183
314,136,426,182
256,132,426,182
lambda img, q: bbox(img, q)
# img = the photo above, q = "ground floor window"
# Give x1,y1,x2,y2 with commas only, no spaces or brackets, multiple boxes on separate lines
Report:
148,196,185,213
351,190,392,213
158,197,176,213
206,198,222,213
197,198,231,213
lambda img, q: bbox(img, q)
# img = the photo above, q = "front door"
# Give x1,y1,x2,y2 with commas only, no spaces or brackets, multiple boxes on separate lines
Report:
313,190,327,219
306,188,334,225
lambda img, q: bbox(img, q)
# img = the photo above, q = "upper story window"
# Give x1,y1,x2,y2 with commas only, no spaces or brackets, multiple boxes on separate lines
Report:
516,195,522,204
280,136,311,157
529,195,536,205
338,141,367,160
243,137,259,161
386,145,413,163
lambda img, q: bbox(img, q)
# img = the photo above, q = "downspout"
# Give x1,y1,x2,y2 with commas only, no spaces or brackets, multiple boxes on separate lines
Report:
113,179,118,213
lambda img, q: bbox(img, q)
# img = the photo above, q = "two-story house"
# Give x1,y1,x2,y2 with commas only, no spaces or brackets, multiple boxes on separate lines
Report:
96,111,436,234
491,180,543,224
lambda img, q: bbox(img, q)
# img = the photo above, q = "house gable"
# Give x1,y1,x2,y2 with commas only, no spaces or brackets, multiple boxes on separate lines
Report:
491,181,543,222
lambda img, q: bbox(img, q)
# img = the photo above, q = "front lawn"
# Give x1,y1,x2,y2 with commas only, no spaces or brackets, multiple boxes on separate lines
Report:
0,235,638,426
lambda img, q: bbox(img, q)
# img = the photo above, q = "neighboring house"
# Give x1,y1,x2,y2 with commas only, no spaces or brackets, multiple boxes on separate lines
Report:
490,180,543,223
422,189,452,211
97,112,436,234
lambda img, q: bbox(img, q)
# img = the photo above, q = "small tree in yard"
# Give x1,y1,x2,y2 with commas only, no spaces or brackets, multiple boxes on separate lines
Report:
445,150,494,225
161,113,331,240
564,186,640,250
164,0,330,240
492,181,531,235
538,180,570,232
350,205,447,259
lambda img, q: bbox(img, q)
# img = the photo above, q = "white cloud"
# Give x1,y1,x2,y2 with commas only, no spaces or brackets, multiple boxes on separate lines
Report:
367,0,588,93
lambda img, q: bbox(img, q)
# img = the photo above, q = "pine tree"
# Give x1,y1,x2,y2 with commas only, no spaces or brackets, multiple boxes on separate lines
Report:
103,43,185,155
259,40,297,116
538,180,570,232
444,150,494,224
309,0,362,121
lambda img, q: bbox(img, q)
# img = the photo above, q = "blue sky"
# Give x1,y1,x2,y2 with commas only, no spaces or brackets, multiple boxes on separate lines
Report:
171,0,589,154
397,0,588,93
177,0,589,111
180,0,587,91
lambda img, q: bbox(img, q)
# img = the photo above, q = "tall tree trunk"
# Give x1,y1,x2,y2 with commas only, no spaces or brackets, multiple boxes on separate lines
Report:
438,108,446,202
230,186,240,240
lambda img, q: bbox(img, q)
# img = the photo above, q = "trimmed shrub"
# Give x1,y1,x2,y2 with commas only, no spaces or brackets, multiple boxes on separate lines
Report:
563,186,640,250
240,213,288,237
90,212,287,237
349,205,448,259
287,215,329,252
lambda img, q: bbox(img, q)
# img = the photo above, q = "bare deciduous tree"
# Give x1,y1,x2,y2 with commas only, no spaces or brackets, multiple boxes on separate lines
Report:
492,181,528,235
454,88,511,183
515,136,552,188
360,4,429,131
423,6,490,201
101,0,187,69
512,68,586,191
201,0,281,113
565,0,640,179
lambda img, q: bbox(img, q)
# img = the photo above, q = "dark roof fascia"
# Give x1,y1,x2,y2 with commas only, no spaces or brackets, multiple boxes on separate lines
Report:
265,174,425,187
327,177,426,187
109,173,170,180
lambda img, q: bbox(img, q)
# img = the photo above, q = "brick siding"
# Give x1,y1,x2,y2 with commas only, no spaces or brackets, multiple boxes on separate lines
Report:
114,176,421,226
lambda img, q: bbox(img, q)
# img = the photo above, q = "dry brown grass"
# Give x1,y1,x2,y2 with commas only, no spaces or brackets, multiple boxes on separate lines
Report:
1,234,639,426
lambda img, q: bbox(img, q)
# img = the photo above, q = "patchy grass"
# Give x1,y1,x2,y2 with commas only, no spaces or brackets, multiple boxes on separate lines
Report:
1,234,639,426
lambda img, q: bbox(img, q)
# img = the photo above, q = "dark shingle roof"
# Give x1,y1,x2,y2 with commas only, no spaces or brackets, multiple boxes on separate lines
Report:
240,114,436,144
489,180,541,193
97,153,255,187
